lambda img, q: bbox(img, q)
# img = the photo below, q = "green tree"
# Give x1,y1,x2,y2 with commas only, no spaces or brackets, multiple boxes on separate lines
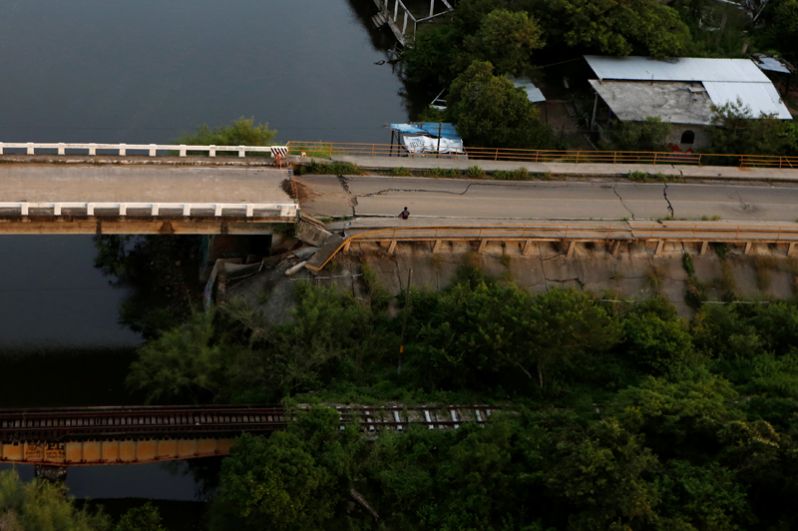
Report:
621,298,696,375
758,0,798,62
211,408,367,530
542,418,660,529
615,374,743,460
709,100,798,156
408,276,619,393
0,470,109,530
465,9,544,75
403,24,462,89
114,503,165,531
657,460,752,529
447,60,553,148
211,433,335,531
606,117,670,151
177,117,277,146
521,0,692,57
127,311,227,403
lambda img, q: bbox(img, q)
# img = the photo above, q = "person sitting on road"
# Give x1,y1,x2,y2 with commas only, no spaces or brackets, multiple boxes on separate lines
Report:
399,206,410,220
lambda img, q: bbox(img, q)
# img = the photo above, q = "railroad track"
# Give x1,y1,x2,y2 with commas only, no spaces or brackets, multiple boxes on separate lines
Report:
0,405,497,442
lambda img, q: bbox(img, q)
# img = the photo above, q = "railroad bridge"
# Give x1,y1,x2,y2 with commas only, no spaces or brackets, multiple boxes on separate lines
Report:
0,142,298,235
0,405,496,467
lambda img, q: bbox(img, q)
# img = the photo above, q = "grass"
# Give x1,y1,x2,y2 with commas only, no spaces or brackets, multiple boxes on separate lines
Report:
289,143,334,159
626,171,684,183
293,161,363,175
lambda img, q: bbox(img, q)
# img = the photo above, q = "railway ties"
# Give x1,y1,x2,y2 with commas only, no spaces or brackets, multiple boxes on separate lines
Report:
0,405,499,445
334,405,496,432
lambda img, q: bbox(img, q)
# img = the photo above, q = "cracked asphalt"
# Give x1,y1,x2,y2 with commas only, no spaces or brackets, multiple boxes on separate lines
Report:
296,174,798,225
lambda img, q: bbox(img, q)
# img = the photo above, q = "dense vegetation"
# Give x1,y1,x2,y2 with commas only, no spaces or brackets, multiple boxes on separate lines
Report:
120,264,798,529
0,471,165,531
404,0,797,154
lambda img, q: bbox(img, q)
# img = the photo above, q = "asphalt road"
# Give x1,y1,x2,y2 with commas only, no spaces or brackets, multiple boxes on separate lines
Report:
0,164,293,203
296,174,798,224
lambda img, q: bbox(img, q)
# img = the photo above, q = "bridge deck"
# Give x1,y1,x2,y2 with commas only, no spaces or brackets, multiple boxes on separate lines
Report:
0,404,496,466
0,163,292,204
0,163,298,231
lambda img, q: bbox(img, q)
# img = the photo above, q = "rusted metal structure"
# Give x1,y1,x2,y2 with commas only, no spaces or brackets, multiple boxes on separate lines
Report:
0,405,497,466
370,0,454,46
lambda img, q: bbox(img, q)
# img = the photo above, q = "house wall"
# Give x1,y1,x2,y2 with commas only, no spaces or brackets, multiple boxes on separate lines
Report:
666,125,710,151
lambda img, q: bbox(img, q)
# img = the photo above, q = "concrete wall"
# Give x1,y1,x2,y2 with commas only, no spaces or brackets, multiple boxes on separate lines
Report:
310,242,798,316
666,125,710,151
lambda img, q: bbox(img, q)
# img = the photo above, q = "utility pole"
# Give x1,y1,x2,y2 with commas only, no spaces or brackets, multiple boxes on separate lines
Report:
436,122,442,158
398,267,413,375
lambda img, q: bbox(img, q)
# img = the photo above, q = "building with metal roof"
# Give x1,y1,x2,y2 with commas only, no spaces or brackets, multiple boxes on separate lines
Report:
585,55,793,150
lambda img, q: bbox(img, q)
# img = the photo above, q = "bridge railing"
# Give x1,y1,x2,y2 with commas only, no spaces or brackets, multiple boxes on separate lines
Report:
286,141,798,169
0,201,298,219
0,142,289,158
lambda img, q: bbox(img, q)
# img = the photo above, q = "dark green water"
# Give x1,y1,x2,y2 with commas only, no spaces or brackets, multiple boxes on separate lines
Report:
0,0,405,502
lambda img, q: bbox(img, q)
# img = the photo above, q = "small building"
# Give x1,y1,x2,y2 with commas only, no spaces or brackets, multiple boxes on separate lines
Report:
752,54,794,95
585,55,793,151
389,122,465,155
510,78,546,104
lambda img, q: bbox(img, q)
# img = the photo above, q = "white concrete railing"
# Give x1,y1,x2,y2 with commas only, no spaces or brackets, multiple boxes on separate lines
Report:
0,201,298,218
0,142,289,158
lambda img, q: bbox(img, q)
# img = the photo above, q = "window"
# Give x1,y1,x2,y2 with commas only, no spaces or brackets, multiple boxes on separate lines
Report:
680,130,695,145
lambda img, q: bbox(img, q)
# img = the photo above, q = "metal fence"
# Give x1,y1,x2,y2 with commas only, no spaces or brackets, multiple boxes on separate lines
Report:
286,141,798,169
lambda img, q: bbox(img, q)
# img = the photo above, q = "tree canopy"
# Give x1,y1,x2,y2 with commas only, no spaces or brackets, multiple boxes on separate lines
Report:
126,263,798,529
177,117,277,146
446,61,553,148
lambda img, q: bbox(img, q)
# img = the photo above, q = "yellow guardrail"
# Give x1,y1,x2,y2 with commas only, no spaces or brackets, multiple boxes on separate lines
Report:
287,141,798,169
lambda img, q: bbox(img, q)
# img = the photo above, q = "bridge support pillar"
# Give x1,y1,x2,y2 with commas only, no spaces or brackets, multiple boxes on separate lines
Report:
432,240,442,253
744,242,753,255
387,240,397,255
654,240,665,256
788,242,796,257
478,239,488,254
700,241,709,255
522,240,534,256
565,240,576,258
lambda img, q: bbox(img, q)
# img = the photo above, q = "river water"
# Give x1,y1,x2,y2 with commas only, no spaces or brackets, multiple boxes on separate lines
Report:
0,0,407,502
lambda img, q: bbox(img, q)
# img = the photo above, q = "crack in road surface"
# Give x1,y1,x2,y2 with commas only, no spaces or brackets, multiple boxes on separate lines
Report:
735,191,753,212
356,183,480,199
663,183,675,218
337,175,358,216
612,185,635,220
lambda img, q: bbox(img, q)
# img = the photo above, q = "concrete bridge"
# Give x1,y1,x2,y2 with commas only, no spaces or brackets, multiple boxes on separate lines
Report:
0,404,496,467
0,142,297,234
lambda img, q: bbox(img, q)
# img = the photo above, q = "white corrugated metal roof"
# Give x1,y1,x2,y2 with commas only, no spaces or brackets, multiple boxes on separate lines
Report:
586,55,793,122
703,82,793,119
585,55,770,83
753,55,792,75
510,78,546,103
